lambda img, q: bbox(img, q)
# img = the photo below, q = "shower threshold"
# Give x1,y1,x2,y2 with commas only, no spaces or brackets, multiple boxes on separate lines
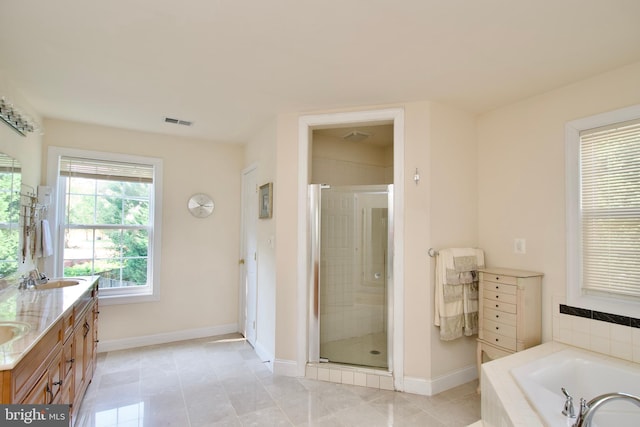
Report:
306,361,394,391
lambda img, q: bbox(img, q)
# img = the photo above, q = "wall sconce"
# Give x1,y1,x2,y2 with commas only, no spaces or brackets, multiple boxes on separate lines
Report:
0,97,40,137
413,168,420,185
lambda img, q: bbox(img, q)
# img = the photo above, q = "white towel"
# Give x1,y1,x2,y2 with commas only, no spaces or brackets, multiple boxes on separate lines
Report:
434,248,484,340
35,219,53,258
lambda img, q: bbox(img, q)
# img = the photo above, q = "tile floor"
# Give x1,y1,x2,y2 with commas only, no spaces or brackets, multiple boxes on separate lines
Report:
75,334,480,427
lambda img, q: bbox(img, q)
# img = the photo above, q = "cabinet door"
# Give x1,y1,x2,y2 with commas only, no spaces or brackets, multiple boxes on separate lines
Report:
73,318,86,397
74,304,95,399
21,372,49,404
83,308,95,382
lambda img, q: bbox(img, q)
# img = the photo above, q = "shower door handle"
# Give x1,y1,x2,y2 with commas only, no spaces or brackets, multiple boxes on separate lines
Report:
374,272,382,279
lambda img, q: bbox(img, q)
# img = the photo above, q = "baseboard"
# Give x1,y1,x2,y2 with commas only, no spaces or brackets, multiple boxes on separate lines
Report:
273,358,299,377
253,340,274,372
404,364,478,396
97,323,238,353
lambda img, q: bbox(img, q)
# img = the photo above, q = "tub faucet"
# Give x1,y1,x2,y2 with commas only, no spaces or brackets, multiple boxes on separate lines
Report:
561,388,576,418
573,392,640,427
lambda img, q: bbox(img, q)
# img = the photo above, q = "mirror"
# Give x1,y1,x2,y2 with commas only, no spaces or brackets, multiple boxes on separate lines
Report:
0,152,21,278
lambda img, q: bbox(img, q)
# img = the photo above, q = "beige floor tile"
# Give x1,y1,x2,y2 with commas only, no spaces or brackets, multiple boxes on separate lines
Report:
76,334,480,427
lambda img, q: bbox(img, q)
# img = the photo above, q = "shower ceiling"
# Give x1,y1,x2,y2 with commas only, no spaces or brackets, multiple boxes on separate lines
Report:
314,124,393,147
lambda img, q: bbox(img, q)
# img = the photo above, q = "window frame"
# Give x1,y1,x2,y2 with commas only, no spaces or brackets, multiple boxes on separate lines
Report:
46,147,163,305
565,104,640,318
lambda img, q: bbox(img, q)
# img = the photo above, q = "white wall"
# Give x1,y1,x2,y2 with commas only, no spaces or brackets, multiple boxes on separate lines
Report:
42,119,244,348
477,61,640,352
428,103,479,379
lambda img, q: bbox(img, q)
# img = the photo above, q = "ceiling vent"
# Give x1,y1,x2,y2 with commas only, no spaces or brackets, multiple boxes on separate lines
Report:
342,130,370,142
164,117,193,126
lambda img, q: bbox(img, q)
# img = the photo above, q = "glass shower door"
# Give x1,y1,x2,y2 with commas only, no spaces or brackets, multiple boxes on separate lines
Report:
317,185,390,368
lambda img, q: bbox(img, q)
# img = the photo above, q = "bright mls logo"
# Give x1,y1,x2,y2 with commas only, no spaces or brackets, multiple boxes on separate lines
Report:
1,405,69,426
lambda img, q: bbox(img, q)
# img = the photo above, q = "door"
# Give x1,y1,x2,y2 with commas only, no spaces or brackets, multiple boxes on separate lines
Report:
311,185,391,369
241,166,258,346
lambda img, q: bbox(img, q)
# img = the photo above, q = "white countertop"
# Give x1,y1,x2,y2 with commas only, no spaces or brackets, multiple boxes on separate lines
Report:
0,276,98,370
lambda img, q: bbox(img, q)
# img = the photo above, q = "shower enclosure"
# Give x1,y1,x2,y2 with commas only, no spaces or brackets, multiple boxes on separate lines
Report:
309,184,393,369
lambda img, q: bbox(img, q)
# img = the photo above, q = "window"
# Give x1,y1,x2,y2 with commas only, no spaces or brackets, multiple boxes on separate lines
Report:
47,148,162,304
566,105,640,317
0,154,20,277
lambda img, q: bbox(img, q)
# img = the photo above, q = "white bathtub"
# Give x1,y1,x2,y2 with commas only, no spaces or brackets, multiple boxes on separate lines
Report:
510,348,640,427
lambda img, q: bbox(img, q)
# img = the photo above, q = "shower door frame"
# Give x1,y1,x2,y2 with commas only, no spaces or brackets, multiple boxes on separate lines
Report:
297,107,405,391
309,184,394,370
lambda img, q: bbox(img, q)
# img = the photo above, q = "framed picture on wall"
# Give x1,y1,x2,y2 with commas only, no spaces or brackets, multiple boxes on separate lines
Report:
259,182,273,219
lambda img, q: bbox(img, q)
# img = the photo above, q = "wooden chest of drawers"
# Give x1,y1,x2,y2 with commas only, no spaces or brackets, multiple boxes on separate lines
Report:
476,268,543,388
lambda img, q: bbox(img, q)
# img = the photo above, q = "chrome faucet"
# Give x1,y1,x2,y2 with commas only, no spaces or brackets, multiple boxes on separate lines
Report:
573,392,640,427
18,269,48,290
29,268,48,285
562,388,576,418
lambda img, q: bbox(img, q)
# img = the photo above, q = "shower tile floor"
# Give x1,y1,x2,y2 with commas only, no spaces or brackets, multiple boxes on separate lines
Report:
320,332,388,368
76,333,480,427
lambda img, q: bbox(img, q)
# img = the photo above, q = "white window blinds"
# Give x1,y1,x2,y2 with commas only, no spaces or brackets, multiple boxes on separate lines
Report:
580,118,640,300
59,156,153,183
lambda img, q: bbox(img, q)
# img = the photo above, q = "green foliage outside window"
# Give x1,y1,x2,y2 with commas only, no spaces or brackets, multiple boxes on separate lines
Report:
63,177,151,288
0,169,21,277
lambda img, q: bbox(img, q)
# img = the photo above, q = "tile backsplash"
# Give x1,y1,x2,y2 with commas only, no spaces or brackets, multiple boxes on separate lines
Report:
553,295,640,363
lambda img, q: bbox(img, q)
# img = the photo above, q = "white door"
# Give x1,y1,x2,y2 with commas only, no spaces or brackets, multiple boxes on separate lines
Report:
241,166,258,346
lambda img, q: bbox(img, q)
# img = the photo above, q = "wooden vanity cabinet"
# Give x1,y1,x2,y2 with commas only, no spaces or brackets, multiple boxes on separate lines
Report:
0,280,98,422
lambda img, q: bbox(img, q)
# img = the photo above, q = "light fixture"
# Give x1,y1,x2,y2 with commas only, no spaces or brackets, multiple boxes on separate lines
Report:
342,130,370,142
0,97,39,137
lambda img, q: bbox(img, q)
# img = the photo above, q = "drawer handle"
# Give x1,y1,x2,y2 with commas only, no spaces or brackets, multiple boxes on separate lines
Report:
53,380,63,386
67,358,75,364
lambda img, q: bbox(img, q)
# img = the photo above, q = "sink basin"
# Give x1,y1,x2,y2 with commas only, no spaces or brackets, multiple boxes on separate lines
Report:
36,279,81,290
0,322,31,346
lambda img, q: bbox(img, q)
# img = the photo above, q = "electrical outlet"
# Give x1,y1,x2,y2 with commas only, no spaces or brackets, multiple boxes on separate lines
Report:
514,238,526,254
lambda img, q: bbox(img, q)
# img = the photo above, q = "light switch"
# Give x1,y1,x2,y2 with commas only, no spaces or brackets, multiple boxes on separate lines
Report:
514,238,526,254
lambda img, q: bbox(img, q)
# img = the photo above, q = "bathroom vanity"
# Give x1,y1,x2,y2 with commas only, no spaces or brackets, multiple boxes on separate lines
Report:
0,276,99,423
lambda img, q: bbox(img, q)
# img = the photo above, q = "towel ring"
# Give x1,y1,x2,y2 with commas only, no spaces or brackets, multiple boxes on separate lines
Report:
428,248,438,257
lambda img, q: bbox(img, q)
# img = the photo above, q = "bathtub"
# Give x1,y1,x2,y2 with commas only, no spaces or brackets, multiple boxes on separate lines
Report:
510,348,640,427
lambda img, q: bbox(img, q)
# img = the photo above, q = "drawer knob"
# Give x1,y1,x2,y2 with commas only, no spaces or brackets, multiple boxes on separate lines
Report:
495,286,499,289
495,277,499,280
496,326,499,330
495,304,499,308
495,338,499,342
496,295,499,299
495,315,500,318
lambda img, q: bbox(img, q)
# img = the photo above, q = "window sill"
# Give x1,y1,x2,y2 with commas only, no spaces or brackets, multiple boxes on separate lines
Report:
98,292,160,306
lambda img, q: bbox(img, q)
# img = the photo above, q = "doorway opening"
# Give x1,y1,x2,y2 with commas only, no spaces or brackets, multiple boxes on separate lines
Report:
297,108,405,390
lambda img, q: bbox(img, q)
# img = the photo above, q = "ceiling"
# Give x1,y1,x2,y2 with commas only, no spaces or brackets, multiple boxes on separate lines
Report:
1,1,639,143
